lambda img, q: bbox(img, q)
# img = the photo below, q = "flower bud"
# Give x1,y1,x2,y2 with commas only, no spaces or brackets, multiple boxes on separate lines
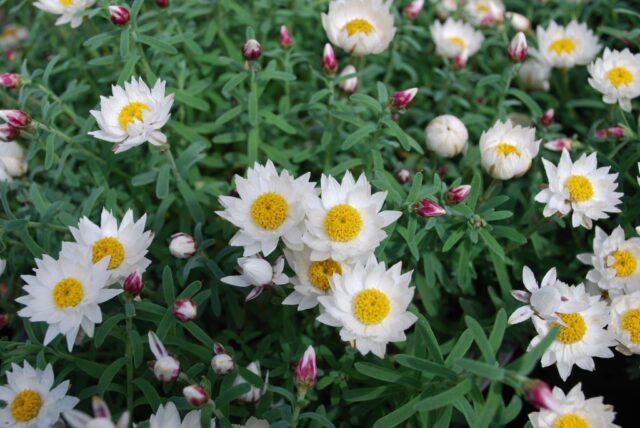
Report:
123,271,143,297
544,138,575,152
280,25,293,48
183,385,209,408
506,12,530,32
338,65,358,94
415,199,446,217
453,52,468,69
212,353,235,375
4,49,16,61
595,129,608,139
395,169,411,184
446,185,471,205
155,0,169,7
508,32,528,63
294,345,317,392
523,380,560,412
425,115,469,158
403,0,424,21
173,298,197,322
0,123,19,142
0,73,20,89
322,43,338,75
390,88,418,110
0,110,30,128
608,127,625,138
109,6,130,26
148,331,180,382
233,362,268,404
540,108,554,126
0,141,28,180
0,313,8,328
242,39,262,61
519,60,551,92
169,232,197,259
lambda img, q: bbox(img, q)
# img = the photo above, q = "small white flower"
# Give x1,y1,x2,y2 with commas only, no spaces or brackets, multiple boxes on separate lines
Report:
321,0,396,56
63,396,129,428
479,120,541,180
221,256,288,301
0,25,29,48
424,114,468,158
148,331,180,382
0,361,79,427
519,58,551,92
464,0,504,26
33,0,96,29
588,48,640,112
233,362,268,404
232,417,270,428
535,20,601,69
0,141,28,182
89,77,174,153
609,292,640,355
148,402,216,428
430,18,484,60
535,150,622,229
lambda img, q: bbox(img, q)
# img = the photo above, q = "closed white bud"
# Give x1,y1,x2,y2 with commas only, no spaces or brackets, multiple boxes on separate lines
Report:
338,65,358,94
169,233,197,259
425,115,468,158
212,353,234,375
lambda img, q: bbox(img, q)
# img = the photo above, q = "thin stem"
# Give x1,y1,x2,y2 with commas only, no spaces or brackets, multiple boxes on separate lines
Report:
125,308,134,428
323,80,337,171
291,390,308,428
247,65,260,164
494,65,516,122
162,145,182,182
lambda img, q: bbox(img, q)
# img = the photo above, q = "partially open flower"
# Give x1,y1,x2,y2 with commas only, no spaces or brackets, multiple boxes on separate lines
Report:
540,109,554,126
404,0,424,21
294,345,317,392
0,123,19,142
425,114,468,158
508,32,528,63
446,185,471,205
212,343,235,375
123,270,144,297
0,109,30,128
415,199,446,217
390,88,418,110
338,65,358,94
242,39,262,61
522,379,560,412
109,5,130,26
148,331,180,382
0,73,20,89
183,384,209,408
173,298,197,322
233,362,269,404
395,169,411,184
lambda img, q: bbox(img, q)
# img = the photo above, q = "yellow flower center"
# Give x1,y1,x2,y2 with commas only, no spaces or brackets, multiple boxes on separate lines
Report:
250,192,289,230
622,308,640,344
608,250,637,278
323,204,363,242
565,175,594,202
308,259,342,291
1,27,18,38
552,414,590,428
552,313,587,344
495,143,521,157
11,389,43,422
342,19,375,37
52,278,84,309
607,66,634,88
59,0,74,5
448,37,466,49
476,2,490,13
92,236,126,270
118,101,150,131
353,289,391,325
548,37,577,55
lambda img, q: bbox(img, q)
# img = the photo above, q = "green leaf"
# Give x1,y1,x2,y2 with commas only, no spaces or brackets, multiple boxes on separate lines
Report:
442,229,465,252
479,229,505,261
349,93,382,113
262,111,297,135
155,164,170,199
464,316,497,364
134,378,162,410
162,266,175,305
248,89,259,126
137,35,178,54
175,91,210,111
342,123,377,150
455,358,505,381
414,379,472,411
299,412,336,428
94,314,125,348
508,88,543,119
372,395,419,428
98,357,127,395
394,354,457,379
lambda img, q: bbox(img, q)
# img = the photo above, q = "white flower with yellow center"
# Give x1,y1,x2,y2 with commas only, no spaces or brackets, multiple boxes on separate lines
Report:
321,0,396,56
16,250,121,351
609,292,640,356
479,120,541,180
528,283,614,381
216,161,317,257
282,246,348,311
302,171,401,263
578,226,640,294
465,0,504,26
89,77,174,154
528,383,619,428
0,361,78,428
536,20,601,69
64,208,153,285
519,58,552,92
33,0,96,29
430,18,484,60
535,150,622,229
316,256,417,358
0,24,29,48
149,402,216,428
588,48,640,112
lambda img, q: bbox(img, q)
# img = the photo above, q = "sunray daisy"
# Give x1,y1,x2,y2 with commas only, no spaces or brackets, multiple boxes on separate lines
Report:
588,48,640,112
321,0,396,56
63,396,129,428
577,226,640,294
0,361,79,427
89,77,174,153
221,255,289,301
302,171,401,263
608,292,640,355
535,20,601,69
317,256,417,358
430,18,484,62
465,0,504,26
148,402,216,428
535,150,622,229
216,160,317,257
33,0,97,29
528,282,615,381
479,120,541,180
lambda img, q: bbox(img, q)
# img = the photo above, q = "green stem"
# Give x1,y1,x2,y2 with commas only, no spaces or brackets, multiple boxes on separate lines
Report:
291,390,308,428
162,145,182,182
125,308,134,428
323,81,337,171
495,65,516,121
247,66,260,164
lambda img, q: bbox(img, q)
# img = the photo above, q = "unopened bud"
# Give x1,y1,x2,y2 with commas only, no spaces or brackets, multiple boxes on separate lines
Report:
0,123,20,142
338,65,358,94
169,233,197,259
395,169,411,184
212,353,235,375
242,39,262,61
123,271,143,297
4,49,16,61
0,73,21,89
523,380,560,412
415,199,446,217
323,43,338,75
608,127,624,138
294,345,317,392
280,25,293,48
390,88,418,110
173,298,197,322
508,32,528,63
506,12,531,32
446,185,471,205
109,6,130,26
540,109,554,126
183,385,209,407
544,138,575,152
453,53,468,69
0,110,30,128
0,313,8,328
155,0,169,7
404,0,424,21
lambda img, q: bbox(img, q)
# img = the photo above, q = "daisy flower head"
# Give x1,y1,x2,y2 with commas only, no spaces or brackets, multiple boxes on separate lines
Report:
535,150,622,229
16,249,121,351
430,18,484,61
0,25,29,48
216,160,317,257
465,0,504,26
479,120,541,180
149,401,216,428
221,255,289,301
316,256,417,358
588,48,640,112
528,282,615,381
65,208,153,285
528,383,619,428
536,20,601,69
0,361,79,427
302,171,401,263
89,77,174,154
321,0,396,56
577,226,640,294
33,0,97,29
63,396,129,428
609,292,640,355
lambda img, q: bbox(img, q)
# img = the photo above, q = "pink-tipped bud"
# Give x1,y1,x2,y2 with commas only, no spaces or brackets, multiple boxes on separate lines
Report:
242,39,262,61
0,313,8,328
123,271,143,297
212,343,235,375
415,199,446,217
0,73,21,89
173,298,197,322
390,88,418,110
155,0,169,7
109,6,130,26
403,0,424,21
523,380,560,412
169,233,197,259
544,138,575,152
294,345,317,392
446,185,471,205
395,169,411,184
0,123,20,142
540,109,554,126
322,43,338,75
280,25,293,48
595,129,608,139
5,49,16,61
183,385,209,407
338,65,358,94
0,110,30,128
508,32,528,63
453,53,468,69
608,127,624,138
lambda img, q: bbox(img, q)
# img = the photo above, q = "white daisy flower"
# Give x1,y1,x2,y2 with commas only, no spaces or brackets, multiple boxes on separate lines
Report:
89,77,174,154
528,282,615,381
64,208,153,285
609,292,640,355
233,362,269,404
528,383,619,428
479,120,541,180
63,396,129,428
0,361,79,427
321,0,396,56
464,0,504,26
0,25,29,48
282,246,347,311
577,226,640,294
302,171,401,263
221,256,289,301
216,161,317,257
33,0,96,29
0,141,28,182
317,256,417,358
149,402,215,428
588,48,640,112
535,150,622,229
535,20,601,69
519,58,551,92
430,18,484,61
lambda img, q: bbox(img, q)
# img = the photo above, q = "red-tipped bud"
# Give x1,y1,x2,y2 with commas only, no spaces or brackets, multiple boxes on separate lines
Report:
544,138,575,152
390,88,418,110
155,0,169,7
446,185,471,205
0,313,9,328
391,113,400,122
280,25,293,48
415,199,446,217
608,127,624,138
183,385,209,408
0,110,30,128
109,6,130,26
453,53,468,69
173,299,197,322
595,129,608,139
123,271,143,297
294,345,317,392
540,108,554,126
523,380,560,412
508,32,528,63
338,65,358,94
0,123,20,142
395,169,411,184
322,43,338,75
242,39,262,61
5,49,16,61
0,73,21,89
169,232,197,259
404,0,424,21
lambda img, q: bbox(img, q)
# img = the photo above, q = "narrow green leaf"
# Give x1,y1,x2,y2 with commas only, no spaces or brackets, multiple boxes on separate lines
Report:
414,379,472,411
